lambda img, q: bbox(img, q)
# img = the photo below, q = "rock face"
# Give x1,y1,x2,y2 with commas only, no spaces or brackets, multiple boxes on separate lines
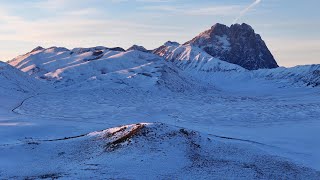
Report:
184,23,278,70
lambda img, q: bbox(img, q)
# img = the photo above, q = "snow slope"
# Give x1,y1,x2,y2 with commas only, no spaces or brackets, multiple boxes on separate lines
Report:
0,61,43,111
0,61,40,95
0,61,47,131
255,64,320,87
154,44,245,73
1,123,319,179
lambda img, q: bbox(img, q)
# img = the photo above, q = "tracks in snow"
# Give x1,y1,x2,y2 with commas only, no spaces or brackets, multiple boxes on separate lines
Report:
7,93,279,149
11,94,40,115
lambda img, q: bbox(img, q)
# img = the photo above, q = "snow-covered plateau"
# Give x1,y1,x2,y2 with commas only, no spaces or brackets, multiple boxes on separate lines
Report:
1,24,320,179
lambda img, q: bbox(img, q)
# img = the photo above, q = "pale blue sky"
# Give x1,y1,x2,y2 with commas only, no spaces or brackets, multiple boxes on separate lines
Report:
0,0,319,66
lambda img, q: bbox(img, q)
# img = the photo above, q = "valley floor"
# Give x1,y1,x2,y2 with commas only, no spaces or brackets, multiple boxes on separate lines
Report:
1,85,320,179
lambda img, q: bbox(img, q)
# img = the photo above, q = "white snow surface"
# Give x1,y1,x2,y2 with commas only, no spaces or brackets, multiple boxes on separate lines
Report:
1,46,320,179
0,61,42,94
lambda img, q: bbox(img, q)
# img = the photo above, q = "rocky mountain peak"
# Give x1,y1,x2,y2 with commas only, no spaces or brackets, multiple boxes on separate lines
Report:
230,23,254,31
209,23,229,35
184,23,278,70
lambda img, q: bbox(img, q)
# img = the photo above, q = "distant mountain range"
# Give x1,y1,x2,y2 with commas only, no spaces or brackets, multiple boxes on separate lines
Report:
3,23,320,91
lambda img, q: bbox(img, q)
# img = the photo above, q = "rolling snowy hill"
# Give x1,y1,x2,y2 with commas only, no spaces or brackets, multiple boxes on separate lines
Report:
7,46,207,92
1,123,319,179
9,47,161,87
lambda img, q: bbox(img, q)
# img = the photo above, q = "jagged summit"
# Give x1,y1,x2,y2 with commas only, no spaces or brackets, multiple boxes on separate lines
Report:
126,45,149,52
71,46,125,54
208,23,230,36
29,46,69,54
47,46,70,52
185,23,278,70
164,41,180,47
230,23,254,30
109,47,126,52
30,46,45,53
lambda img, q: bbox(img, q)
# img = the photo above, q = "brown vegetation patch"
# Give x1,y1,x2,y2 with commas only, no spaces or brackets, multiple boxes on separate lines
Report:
105,124,145,151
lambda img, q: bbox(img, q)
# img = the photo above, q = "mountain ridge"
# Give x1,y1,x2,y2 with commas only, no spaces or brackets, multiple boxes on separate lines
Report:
5,22,320,89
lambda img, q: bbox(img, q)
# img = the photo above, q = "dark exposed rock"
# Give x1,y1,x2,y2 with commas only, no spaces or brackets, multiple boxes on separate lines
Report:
109,47,125,52
83,51,104,62
164,41,180,47
71,46,125,55
30,46,45,53
184,23,278,70
71,46,108,55
92,50,103,56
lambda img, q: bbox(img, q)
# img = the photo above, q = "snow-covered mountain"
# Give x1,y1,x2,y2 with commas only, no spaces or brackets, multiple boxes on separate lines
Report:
8,47,157,87
7,46,201,92
184,23,278,70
